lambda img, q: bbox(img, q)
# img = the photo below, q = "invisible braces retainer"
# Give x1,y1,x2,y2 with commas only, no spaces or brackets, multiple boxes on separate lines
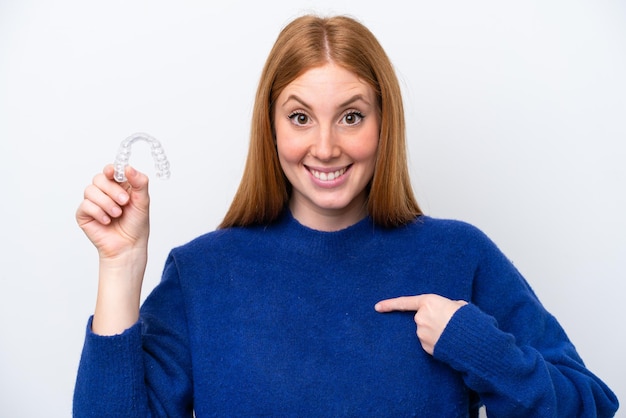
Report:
113,132,171,182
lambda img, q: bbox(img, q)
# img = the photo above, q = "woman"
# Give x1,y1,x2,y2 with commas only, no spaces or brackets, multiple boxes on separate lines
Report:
74,15,618,417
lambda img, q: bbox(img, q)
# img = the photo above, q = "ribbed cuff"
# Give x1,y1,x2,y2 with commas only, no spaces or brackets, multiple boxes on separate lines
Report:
433,303,519,378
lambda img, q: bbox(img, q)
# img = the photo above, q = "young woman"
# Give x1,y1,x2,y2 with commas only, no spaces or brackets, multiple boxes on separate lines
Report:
74,15,618,417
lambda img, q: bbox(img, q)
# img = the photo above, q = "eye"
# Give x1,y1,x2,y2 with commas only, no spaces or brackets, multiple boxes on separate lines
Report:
341,110,365,126
288,111,310,126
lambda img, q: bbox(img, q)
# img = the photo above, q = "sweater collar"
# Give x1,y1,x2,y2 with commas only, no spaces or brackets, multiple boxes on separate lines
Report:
270,209,378,257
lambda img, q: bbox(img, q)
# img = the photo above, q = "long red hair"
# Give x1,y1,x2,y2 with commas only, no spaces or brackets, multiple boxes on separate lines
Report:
219,15,421,229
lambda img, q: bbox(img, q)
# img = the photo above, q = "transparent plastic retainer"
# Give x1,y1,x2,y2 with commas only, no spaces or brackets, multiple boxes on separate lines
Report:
113,133,171,182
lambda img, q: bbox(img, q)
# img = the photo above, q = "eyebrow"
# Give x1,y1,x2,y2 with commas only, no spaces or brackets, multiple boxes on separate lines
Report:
281,93,371,109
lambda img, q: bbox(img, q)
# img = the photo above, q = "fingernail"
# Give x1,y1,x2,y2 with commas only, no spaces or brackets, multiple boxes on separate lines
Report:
118,193,129,204
111,206,122,217
102,215,111,224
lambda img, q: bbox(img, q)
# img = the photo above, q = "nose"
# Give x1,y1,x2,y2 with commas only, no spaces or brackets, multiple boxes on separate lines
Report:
310,125,340,161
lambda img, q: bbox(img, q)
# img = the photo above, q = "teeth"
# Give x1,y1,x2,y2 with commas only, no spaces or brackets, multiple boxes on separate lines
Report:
311,167,347,181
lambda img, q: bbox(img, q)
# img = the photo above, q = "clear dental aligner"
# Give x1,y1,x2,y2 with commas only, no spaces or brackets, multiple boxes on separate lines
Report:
113,132,171,182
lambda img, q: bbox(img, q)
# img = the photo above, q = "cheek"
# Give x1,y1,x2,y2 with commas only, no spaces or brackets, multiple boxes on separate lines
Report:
275,124,292,161
352,117,380,160
275,118,304,162
349,132,379,163
276,136,303,165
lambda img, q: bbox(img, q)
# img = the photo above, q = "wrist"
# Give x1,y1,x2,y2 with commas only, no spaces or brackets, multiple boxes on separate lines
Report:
93,249,147,336
98,246,148,278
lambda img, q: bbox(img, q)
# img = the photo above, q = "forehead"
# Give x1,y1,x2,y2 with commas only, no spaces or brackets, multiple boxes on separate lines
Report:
279,63,375,101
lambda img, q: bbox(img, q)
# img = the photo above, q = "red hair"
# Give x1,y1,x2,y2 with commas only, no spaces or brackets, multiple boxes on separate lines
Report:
220,15,421,228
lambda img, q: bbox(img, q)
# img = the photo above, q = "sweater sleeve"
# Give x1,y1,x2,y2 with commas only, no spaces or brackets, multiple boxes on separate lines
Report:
73,253,193,417
432,229,619,418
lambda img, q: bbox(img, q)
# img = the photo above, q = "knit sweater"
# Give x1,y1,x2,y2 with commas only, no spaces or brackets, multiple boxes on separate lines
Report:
73,212,619,417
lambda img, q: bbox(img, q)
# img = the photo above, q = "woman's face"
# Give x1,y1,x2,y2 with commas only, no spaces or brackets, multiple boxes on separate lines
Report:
274,62,380,231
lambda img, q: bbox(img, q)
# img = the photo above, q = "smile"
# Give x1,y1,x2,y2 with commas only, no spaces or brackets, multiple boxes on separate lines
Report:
308,166,349,181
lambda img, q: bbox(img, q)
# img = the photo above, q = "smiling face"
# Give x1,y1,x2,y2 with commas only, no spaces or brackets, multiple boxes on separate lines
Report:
274,63,380,231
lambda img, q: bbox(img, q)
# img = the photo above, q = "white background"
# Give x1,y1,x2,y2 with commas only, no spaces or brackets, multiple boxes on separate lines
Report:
1,1,624,416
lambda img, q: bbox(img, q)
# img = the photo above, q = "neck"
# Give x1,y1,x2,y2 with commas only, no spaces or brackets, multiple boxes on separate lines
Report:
288,200,368,232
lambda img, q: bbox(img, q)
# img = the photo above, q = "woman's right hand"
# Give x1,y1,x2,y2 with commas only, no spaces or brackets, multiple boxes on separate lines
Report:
76,164,151,335
76,164,151,261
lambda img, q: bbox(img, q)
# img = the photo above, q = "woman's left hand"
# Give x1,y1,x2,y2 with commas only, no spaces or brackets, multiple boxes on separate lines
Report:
375,294,468,355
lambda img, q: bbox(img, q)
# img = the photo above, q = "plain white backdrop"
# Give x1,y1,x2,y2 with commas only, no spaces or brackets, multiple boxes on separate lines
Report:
1,1,624,416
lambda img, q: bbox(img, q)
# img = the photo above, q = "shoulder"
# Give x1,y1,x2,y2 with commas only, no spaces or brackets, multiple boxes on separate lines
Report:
169,225,268,262
405,215,492,244
396,216,507,263
413,216,480,233
160,226,277,283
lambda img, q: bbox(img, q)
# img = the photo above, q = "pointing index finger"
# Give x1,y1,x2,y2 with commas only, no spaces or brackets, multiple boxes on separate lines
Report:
374,295,424,313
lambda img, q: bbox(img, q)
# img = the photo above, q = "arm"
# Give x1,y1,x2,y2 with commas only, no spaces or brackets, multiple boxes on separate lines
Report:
433,301,618,417
73,165,193,416
376,231,619,417
75,164,149,335
73,254,193,417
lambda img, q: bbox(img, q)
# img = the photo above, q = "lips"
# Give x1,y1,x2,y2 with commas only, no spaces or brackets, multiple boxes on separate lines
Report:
306,165,350,181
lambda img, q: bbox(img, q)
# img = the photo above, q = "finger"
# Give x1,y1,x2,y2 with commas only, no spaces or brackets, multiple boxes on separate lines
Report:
374,295,424,313
115,166,150,211
89,175,128,215
123,165,149,192
101,164,144,193
92,168,130,204
76,197,113,226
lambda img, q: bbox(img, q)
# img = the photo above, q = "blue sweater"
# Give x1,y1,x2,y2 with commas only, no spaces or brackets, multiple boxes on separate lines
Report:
74,213,618,417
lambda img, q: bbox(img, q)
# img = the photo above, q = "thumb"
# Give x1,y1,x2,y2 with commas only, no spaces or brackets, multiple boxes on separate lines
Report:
124,166,150,200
